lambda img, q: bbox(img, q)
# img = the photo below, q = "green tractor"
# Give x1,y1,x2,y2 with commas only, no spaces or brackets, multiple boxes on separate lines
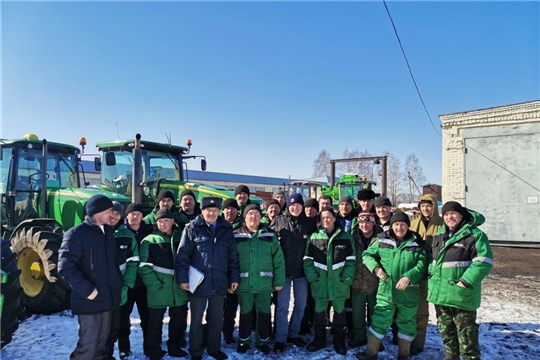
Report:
0,134,131,345
321,174,377,207
93,134,262,214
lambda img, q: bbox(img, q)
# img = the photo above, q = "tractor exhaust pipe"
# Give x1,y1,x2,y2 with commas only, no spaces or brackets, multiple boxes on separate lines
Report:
132,133,143,205
41,139,48,217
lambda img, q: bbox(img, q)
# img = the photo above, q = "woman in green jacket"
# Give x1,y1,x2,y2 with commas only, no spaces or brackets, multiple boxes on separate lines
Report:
428,202,493,360
357,212,427,360
235,204,285,355
303,207,356,355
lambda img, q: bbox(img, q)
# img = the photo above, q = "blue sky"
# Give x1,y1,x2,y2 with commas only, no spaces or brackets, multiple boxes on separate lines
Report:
2,1,539,184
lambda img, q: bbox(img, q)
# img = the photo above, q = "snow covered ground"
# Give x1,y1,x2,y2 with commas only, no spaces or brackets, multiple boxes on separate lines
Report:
2,275,539,360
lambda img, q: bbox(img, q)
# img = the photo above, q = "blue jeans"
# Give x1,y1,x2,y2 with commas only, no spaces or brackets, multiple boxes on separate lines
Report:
275,277,308,342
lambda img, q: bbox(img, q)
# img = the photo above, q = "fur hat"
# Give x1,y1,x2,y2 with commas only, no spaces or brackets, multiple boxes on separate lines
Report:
357,189,376,201
201,196,222,210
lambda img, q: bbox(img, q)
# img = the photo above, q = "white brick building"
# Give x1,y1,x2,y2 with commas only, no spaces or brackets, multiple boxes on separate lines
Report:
440,100,540,246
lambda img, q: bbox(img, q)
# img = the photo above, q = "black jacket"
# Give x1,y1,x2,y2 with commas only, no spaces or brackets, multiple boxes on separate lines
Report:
176,215,240,297
270,212,317,279
58,217,124,315
126,221,154,288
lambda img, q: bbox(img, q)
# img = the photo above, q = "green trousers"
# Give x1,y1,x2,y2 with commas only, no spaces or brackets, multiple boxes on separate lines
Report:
238,293,272,346
368,300,418,341
351,289,376,341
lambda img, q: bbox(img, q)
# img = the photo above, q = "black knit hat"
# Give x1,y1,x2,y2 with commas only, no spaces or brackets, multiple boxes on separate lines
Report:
320,206,336,217
235,185,250,196
222,198,239,210
125,203,144,216
374,196,392,207
357,189,375,201
441,201,466,216
156,208,174,220
86,194,113,217
339,196,354,207
157,190,175,202
390,211,410,227
243,204,262,218
288,193,304,207
201,196,222,210
265,199,280,209
304,198,319,209
180,190,197,202
112,201,124,217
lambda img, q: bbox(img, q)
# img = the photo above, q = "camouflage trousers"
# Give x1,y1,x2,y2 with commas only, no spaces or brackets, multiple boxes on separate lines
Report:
435,305,480,360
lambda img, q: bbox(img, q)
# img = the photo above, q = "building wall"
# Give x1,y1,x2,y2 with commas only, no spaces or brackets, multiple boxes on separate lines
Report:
440,100,540,245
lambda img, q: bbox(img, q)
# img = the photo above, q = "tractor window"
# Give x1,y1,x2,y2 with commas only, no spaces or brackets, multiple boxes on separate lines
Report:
147,153,179,182
17,148,44,191
339,184,364,200
47,152,79,188
101,150,132,194
0,147,11,194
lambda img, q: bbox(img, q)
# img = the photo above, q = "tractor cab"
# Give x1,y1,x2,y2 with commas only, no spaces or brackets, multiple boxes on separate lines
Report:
96,135,207,214
0,134,80,236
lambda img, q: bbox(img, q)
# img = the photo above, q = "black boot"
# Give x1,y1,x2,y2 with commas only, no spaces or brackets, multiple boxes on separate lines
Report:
306,311,326,352
332,311,347,355
103,345,116,360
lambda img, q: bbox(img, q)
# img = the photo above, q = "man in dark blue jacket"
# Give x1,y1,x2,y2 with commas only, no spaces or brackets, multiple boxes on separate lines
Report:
177,196,240,360
59,194,124,360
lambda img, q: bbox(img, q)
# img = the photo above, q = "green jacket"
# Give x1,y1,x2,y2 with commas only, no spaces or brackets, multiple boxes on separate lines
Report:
114,225,139,305
143,205,189,228
138,226,189,308
363,230,427,305
428,210,493,311
234,226,285,294
303,227,356,301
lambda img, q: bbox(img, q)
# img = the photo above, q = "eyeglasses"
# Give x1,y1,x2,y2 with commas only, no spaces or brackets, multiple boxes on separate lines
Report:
358,216,374,222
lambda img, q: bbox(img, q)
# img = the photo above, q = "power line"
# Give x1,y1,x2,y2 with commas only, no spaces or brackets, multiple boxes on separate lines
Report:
466,145,540,192
382,0,539,193
381,0,441,136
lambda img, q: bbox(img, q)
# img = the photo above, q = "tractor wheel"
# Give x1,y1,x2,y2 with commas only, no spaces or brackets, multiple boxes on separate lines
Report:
10,227,71,314
1,238,22,348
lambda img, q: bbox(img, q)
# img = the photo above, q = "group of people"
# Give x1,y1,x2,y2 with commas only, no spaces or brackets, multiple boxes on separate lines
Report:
57,184,493,360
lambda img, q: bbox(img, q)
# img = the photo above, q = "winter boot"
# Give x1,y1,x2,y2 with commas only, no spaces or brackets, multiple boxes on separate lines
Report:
332,311,347,355
355,336,381,360
410,326,426,355
391,323,399,345
397,338,411,360
103,345,116,360
307,311,326,352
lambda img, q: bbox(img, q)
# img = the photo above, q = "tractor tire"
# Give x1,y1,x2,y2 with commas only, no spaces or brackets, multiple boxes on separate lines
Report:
10,227,71,314
1,238,22,348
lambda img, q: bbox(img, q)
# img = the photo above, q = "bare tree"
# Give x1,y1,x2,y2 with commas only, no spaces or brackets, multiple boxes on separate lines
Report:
386,152,405,206
312,149,332,177
338,149,373,178
405,153,427,202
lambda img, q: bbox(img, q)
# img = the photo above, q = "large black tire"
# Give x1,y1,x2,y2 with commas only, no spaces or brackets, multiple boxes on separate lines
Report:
10,227,71,314
1,238,23,348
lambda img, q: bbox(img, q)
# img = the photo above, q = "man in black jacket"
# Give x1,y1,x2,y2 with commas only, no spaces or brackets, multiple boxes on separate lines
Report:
270,193,317,354
59,194,124,360
177,196,240,360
